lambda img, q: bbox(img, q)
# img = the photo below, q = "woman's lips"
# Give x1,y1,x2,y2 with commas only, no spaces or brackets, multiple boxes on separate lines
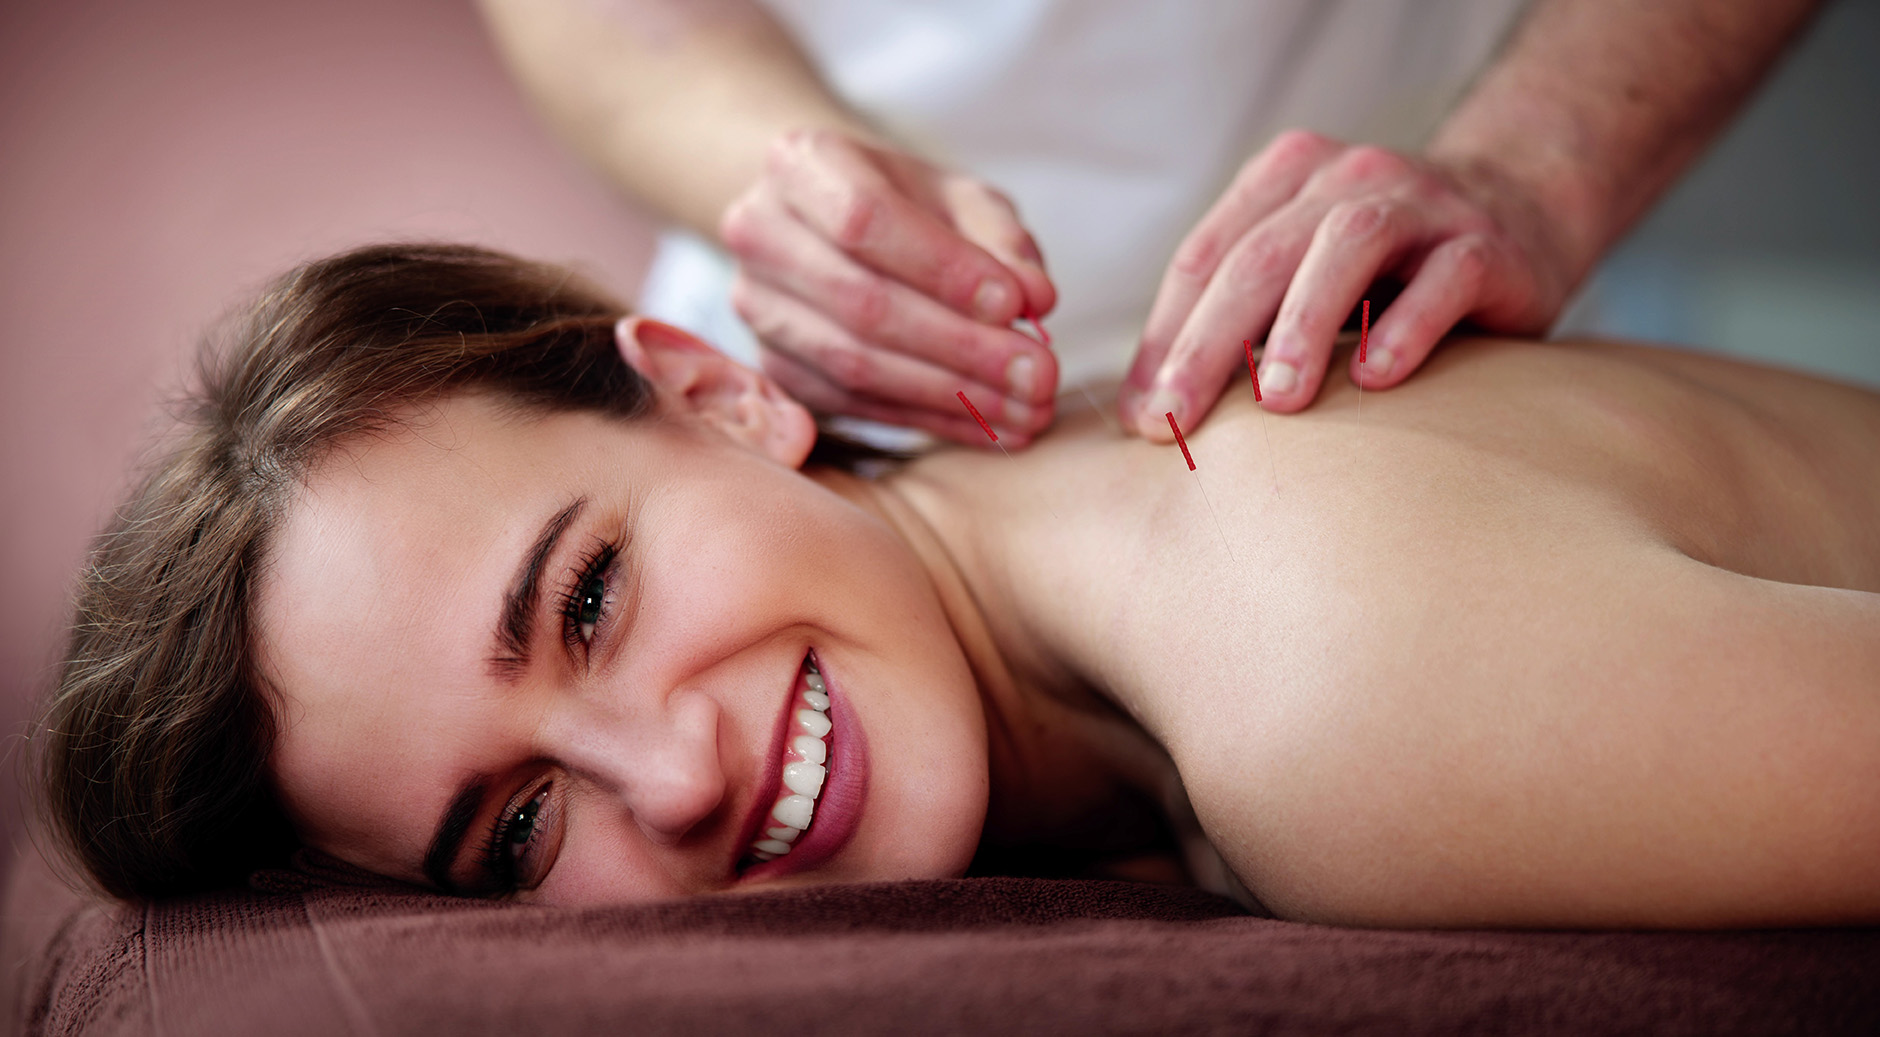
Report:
736,648,867,882
730,654,803,873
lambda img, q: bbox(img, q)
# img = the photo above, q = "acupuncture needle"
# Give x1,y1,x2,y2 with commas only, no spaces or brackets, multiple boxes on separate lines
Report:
1243,339,1281,497
957,389,1063,521
1165,410,1238,564
1357,299,1369,434
1022,308,1119,435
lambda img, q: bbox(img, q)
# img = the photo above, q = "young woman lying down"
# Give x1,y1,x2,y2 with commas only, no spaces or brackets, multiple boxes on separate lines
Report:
38,243,1879,929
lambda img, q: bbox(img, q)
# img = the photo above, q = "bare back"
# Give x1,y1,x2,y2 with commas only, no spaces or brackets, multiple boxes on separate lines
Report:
902,337,1880,928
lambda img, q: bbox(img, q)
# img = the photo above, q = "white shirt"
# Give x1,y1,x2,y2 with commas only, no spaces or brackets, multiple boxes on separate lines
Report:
643,0,1531,393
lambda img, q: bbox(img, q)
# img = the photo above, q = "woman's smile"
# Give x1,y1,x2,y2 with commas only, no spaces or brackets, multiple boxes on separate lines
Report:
258,384,987,906
735,650,869,881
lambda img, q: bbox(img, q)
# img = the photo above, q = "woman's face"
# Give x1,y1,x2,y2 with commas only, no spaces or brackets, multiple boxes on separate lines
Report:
259,320,990,904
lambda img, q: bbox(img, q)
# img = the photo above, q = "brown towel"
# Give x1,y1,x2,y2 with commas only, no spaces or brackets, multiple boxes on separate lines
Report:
8,844,1879,1036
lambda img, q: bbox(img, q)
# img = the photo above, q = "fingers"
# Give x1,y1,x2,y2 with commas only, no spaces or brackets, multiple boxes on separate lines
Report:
725,183,1058,409
756,346,1008,449
760,130,1029,326
1354,233,1495,388
1257,198,1427,412
732,272,1053,443
1124,201,1323,438
942,176,1057,319
1123,134,1576,437
1129,130,1342,409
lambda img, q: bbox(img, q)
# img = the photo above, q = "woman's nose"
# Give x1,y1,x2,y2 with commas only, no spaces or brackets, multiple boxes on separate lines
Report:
552,689,727,846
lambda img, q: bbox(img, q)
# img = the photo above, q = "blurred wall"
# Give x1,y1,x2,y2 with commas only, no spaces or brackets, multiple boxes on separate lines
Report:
1560,0,1880,386
0,0,660,880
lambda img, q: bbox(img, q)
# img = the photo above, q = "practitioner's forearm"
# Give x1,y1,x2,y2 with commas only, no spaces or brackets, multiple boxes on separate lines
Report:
1427,0,1822,284
476,0,877,236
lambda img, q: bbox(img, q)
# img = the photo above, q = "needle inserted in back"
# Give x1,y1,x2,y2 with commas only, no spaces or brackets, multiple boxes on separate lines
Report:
1165,411,1237,563
1024,310,1119,435
1244,339,1280,497
958,389,1063,520
1357,299,1369,432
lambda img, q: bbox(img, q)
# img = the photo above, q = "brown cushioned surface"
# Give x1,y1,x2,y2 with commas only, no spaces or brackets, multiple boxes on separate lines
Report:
6,844,1879,1036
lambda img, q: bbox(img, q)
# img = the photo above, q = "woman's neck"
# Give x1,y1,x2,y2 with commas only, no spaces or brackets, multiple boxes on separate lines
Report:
805,404,1185,857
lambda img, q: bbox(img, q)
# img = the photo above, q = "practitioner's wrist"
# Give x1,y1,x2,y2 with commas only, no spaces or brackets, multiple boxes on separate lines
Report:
1422,138,1605,306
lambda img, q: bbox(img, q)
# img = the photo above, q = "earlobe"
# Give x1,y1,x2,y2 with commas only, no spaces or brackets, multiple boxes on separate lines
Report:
614,316,818,469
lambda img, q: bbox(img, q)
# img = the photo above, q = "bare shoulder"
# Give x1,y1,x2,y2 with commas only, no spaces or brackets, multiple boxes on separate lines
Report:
1179,539,1880,929
1055,342,1880,928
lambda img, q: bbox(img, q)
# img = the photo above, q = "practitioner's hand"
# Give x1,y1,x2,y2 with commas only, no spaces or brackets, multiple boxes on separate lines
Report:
1120,130,1577,439
720,129,1060,447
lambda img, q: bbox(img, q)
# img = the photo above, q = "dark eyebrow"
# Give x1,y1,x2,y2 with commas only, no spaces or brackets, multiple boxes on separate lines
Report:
488,497,588,682
423,775,489,893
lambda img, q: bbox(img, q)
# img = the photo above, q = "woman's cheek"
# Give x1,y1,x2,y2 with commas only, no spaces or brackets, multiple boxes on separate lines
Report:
528,790,683,905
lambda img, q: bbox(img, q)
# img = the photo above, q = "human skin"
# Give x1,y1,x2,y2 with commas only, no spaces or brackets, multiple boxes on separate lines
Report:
1125,0,1823,436
262,318,1880,926
477,0,1820,446
259,318,999,904
475,0,1057,446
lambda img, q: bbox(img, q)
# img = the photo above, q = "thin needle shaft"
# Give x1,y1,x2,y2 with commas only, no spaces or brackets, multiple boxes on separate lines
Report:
1192,470,1237,564
1025,311,1120,435
960,389,1062,521
1079,384,1120,434
1244,340,1280,497
1166,410,1236,563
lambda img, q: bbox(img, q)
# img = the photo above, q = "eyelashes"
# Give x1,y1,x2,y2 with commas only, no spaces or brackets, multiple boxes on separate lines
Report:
482,781,552,895
472,531,622,896
480,533,621,894
556,539,619,650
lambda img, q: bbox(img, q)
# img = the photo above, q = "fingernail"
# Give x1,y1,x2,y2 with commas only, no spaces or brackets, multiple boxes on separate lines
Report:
1006,353,1037,399
1262,361,1298,395
1145,387,1182,429
1364,349,1396,379
973,279,1010,321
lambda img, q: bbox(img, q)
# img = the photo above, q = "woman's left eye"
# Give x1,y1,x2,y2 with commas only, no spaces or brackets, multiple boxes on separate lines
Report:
572,573,605,644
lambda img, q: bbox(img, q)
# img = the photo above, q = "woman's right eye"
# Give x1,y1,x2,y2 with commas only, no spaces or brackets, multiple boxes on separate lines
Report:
505,789,546,853
490,783,560,893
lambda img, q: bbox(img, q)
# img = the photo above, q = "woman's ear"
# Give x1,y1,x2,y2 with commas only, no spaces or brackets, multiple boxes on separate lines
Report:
614,317,817,468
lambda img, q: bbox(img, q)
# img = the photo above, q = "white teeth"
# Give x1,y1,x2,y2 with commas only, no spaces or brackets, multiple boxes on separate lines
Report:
746,656,836,868
792,734,826,765
783,761,826,798
796,708,831,738
771,793,814,831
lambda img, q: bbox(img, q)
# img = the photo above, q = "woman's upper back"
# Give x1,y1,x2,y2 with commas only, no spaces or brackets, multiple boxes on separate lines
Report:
900,336,1880,927
1122,336,1880,594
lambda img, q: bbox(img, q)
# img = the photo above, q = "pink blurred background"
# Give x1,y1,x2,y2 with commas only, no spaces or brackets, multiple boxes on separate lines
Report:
0,0,659,880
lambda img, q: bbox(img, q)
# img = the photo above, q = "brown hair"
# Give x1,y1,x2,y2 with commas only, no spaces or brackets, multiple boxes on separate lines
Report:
34,242,894,900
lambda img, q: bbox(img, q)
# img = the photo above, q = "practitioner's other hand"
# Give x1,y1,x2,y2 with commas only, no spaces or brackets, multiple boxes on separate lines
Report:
720,129,1060,447
1120,130,1577,440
